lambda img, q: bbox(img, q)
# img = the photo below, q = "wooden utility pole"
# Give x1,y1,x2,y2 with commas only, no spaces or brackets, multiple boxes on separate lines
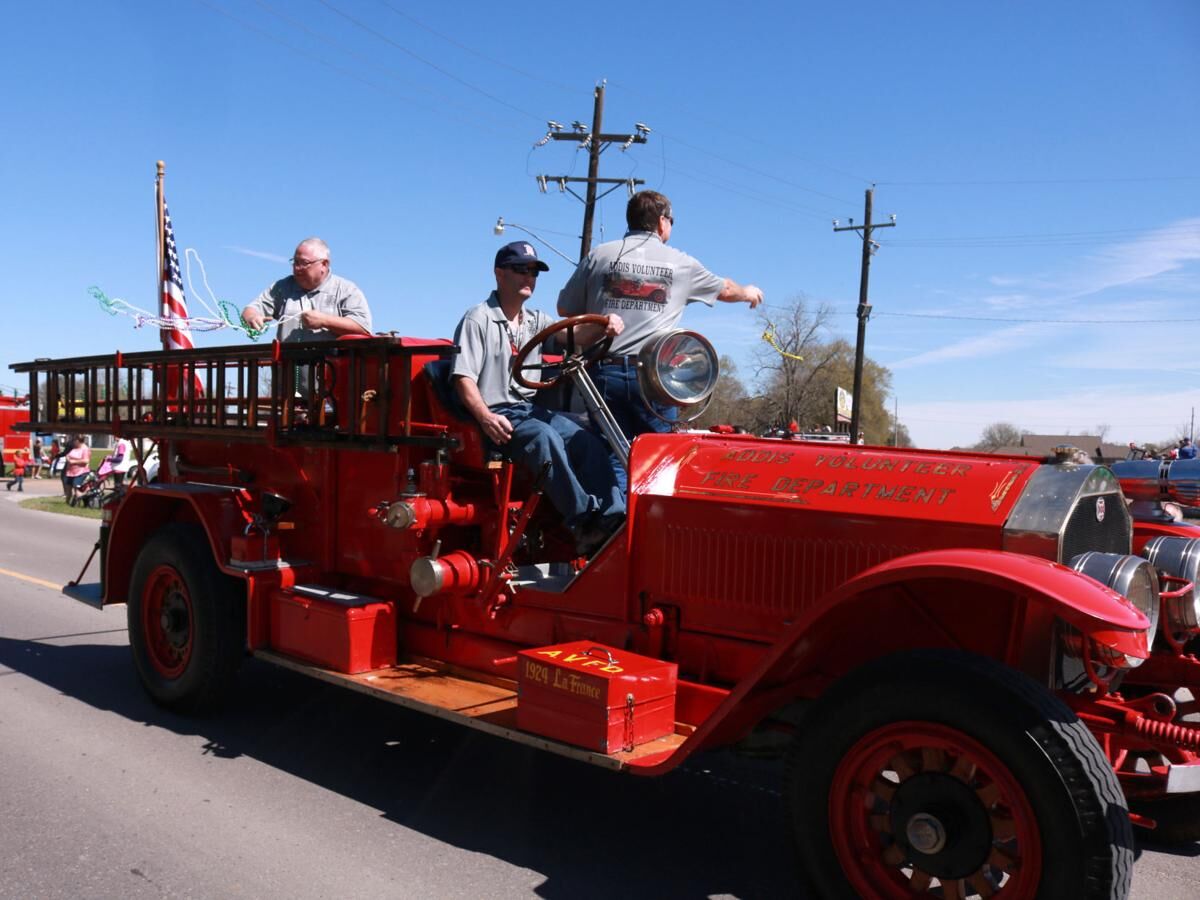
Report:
834,188,895,441
537,82,649,260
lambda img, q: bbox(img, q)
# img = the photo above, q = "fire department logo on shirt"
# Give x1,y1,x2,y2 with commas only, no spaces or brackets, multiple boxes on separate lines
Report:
1096,497,1106,522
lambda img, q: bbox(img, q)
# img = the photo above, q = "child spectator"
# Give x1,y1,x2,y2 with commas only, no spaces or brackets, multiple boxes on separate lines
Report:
5,448,28,492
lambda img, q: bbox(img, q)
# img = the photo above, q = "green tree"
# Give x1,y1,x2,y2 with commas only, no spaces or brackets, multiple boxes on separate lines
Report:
694,356,751,430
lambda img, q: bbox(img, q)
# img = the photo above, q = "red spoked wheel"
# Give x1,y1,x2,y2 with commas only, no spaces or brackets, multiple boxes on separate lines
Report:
139,564,194,679
831,721,1041,898
784,649,1133,900
128,523,245,712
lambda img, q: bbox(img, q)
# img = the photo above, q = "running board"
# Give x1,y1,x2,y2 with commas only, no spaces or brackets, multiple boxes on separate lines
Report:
253,649,686,771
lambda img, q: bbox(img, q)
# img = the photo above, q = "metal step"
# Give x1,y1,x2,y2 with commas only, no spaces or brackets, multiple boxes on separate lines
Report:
62,581,106,609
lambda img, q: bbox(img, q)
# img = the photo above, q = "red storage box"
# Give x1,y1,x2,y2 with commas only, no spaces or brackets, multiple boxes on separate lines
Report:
517,641,677,753
270,585,396,674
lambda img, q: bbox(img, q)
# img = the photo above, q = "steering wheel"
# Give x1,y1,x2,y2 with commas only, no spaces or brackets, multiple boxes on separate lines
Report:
512,314,614,390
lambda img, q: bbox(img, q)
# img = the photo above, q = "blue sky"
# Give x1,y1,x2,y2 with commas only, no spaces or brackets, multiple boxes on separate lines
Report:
1,0,1196,449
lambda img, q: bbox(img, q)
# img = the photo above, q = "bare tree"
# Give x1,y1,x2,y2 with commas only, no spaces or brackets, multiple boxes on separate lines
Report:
751,296,839,430
974,422,1023,451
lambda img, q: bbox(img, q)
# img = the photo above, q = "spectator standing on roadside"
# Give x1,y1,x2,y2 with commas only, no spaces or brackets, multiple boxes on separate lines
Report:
63,436,90,500
29,438,44,478
1179,438,1197,460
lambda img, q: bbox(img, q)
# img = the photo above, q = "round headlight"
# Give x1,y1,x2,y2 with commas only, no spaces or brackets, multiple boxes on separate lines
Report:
1070,551,1160,666
1142,536,1200,634
636,330,719,409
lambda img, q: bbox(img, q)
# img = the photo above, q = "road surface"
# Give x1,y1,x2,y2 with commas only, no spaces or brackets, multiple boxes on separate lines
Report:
1,477,1196,898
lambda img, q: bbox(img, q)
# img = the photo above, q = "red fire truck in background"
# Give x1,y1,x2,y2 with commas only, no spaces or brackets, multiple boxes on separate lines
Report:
0,393,31,476
12,320,1200,899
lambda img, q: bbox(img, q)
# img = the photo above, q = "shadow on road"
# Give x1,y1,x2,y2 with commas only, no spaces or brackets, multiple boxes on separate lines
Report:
0,633,799,899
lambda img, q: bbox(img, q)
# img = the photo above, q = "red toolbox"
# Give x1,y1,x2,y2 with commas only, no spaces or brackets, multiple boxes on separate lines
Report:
270,585,396,674
517,641,678,753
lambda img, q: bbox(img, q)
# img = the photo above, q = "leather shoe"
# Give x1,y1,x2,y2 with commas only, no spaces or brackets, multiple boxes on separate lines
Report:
573,512,625,556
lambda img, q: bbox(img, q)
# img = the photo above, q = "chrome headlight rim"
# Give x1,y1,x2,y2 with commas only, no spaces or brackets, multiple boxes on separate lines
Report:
1069,551,1160,667
636,329,719,413
1142,536,1200,635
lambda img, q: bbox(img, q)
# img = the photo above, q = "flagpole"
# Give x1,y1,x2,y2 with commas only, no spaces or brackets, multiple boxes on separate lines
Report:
156,160,167,353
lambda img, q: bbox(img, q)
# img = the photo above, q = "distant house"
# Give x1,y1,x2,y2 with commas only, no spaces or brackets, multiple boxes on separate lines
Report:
968,434,1129,463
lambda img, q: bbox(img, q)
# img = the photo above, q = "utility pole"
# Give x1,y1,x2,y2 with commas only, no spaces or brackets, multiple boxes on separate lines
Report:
834,188,896,442
534,82,650,260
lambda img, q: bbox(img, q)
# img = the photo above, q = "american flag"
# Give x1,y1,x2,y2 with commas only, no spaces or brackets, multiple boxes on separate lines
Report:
161,202,193,352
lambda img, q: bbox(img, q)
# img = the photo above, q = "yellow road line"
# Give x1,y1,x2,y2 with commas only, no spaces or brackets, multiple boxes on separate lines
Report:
0,566,63,592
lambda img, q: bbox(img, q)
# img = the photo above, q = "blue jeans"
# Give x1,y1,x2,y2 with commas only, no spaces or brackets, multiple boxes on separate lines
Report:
490,402,624,529
590,363,677,494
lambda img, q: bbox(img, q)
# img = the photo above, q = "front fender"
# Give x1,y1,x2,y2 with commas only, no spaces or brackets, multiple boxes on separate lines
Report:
629,548,1149,775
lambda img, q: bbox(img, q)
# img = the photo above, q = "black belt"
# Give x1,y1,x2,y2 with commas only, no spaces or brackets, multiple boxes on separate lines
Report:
598,354,639,367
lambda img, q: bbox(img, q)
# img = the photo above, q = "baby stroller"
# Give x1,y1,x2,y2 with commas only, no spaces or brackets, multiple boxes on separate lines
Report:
69,439,136,509
68,470,103,508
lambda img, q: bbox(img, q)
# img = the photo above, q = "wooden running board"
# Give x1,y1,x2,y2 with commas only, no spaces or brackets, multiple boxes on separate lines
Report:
254,650,687,771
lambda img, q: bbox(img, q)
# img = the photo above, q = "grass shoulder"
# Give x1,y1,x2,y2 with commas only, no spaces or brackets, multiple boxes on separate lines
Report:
18,495,103,520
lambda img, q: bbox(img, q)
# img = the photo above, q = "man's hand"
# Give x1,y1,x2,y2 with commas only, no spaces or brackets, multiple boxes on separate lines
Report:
604,314,624,337
300,309,330,330
717,278,764,309
480,411,514,445
242,306,266,330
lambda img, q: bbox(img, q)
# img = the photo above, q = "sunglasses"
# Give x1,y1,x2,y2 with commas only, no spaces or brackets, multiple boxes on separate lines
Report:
506,265,541,277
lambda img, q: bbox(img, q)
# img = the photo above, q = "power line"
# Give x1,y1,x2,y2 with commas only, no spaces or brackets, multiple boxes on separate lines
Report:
875,311,1200,325
315,0,545,122
657,131,859,208
606,78,875,187
667,165,840,220
373,0,579,96
250,0,525,135
194,0,524,138
877,175,1199,187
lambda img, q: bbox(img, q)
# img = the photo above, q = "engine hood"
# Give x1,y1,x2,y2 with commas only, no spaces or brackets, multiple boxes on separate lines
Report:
629,435,1041,528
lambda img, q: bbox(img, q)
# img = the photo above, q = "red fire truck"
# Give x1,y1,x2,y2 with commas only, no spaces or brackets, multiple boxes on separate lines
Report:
0,393,31,476
12,321,1200,898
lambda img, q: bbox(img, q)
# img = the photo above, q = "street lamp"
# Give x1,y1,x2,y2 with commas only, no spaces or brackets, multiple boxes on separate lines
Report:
493,217,577,265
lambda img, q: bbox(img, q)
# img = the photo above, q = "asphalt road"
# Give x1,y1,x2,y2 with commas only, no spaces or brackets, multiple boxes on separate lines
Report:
1,476,1197,899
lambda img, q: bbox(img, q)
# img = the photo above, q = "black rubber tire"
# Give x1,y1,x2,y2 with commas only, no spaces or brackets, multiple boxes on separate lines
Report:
127,523,245,713
784,648,1133,899
1131,793,1200,845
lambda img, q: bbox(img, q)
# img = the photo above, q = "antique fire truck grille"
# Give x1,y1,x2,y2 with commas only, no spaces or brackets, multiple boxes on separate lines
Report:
656,525,918,632
1060,491,1131,562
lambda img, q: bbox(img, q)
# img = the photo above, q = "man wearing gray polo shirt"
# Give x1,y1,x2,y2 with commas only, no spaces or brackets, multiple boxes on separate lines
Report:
241,237,372,342
557,190,762,441
453,241,625,555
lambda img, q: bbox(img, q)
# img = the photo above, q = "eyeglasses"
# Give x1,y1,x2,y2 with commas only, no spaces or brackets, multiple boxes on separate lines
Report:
291,257,327,270
662,212,674,224
506,265,541,277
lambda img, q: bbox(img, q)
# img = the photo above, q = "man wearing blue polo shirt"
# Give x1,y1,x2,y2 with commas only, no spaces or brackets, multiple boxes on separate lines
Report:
453,242,625,555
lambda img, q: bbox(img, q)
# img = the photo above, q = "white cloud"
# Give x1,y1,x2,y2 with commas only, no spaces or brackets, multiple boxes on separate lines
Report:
891,323,1049,370
224,245,287,263
904,385,1199,451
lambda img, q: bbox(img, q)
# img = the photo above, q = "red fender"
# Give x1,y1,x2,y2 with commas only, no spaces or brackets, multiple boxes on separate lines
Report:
627,548,1149,775
105,483,256,604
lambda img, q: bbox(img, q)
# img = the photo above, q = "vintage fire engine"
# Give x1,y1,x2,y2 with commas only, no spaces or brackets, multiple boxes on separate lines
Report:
12,320,1200,898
